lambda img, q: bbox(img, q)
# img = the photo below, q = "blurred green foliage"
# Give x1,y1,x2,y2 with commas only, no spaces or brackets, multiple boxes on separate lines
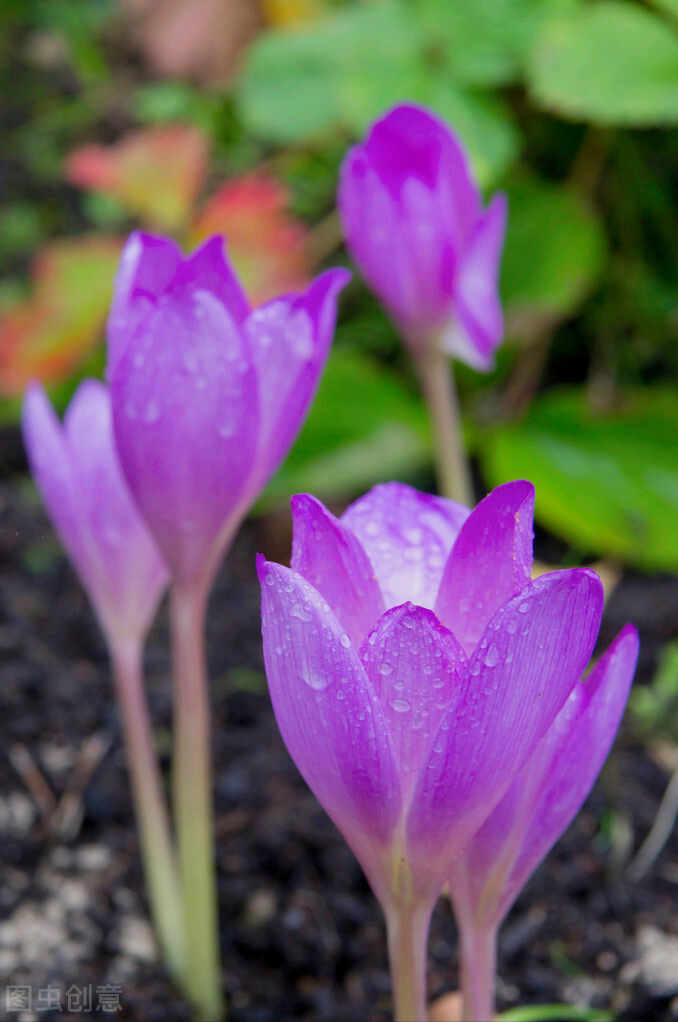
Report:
630,641,678,736
1,0,678,574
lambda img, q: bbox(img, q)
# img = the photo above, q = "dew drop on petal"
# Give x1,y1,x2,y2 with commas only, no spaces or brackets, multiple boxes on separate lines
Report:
484,643,499,668
391,698,411,713
379,662,393,676
340,633,351,649
300,670,330,691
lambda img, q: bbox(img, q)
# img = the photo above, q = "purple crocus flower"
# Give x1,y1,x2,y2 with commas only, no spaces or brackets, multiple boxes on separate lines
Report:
338,103,507,370
258,480,607,1020
108,231,349,589
448,623,638,1021
22,379,169,646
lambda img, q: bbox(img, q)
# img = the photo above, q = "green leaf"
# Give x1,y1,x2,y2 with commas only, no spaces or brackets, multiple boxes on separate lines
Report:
482,387,678,571
258,348,431,509
419,0,546,86
501,179,607,331
497,1005,613,1022
528,1,678,125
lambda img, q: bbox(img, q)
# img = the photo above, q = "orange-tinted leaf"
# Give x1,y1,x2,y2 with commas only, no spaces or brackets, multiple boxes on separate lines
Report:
0,237,122,397
190,174,312,303
64,124,210,231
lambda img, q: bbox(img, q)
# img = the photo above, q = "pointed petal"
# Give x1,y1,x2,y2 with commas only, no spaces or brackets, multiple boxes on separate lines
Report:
110,275,259,585
497,623,638,918
107,232,182,378
407,568,604,872
342,482,470,610
23,380,168,643
247,268,349,489
258,557,400,877
359,603,466,805
291,494,385,648
441,193,507,370
435,481,534,655
168,235,250,327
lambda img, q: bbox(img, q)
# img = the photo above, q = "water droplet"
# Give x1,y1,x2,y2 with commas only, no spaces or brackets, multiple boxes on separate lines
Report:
264,574,275,586
391,698,411,713
403,547,424,562
365,521,379,537
336,690,345,700
518,602,529,614
143,399,160,424
275,645,283,655
299,670,330,691
290,604,312,622
484,643,499,668
506,620,517,635
379,662,393,676
340,633,351,649
469,662,481,676
404,527,423,544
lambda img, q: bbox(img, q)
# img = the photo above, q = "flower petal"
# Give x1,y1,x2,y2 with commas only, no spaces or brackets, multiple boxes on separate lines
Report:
167,234,250,327
110,267,259,585
497,623,638,919
258,557,400,881
441,193,507,370
23,380,168,643
107,232,182,379
435,480,534,655
359,603,466,806
291,493,385,648
407,568,604,874
342,482,470,610
247,268,349,490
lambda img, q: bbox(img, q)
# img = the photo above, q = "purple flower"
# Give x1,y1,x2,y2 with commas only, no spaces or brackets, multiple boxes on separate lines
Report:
108,231,349,587
258,480,605,913
338,103,507,370
22,380,169,646
449,622,638,934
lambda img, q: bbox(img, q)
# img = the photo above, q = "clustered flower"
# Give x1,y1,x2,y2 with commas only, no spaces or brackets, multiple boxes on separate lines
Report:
22,103,638,1022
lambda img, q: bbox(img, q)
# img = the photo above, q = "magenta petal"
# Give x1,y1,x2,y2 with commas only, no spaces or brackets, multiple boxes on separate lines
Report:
359,603,466,805
442,193,508,370
110,273,259,585
291,494,385,648
107,232,183,379
341,482,470,610
407,568,604,872
247,268,349,490
167,235,250,327
496,623,638,919
435,480,534,655
22,380,168,644
258,557,400,878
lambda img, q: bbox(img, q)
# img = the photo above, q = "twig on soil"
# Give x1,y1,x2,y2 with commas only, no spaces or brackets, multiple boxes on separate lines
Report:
51,731,112,840
8,743,57,822
628,758,678,881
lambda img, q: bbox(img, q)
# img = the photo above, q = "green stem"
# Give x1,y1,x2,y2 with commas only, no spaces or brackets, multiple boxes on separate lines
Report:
171,583,224,1021
110,641,184,983
386,902,431,1022
459,922,497,1022
414,346,474,506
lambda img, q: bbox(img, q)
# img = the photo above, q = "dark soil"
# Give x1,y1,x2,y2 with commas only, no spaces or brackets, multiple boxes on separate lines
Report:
2,475,678,1022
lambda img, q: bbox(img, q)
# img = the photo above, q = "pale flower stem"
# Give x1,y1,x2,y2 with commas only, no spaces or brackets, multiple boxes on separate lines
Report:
386,902,431,1022
110,641,184,983
171,582,225,1022
459,922,497,1022
414,346,474,506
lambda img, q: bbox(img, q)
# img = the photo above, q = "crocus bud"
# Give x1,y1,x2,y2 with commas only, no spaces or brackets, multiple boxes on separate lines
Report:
108,232,349,589
449,623,639,934
338,103,507,370
22,380,169,646
258,481,604,915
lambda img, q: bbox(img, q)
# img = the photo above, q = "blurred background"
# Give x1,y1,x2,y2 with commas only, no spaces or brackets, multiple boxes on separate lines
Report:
2,1,678,1019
